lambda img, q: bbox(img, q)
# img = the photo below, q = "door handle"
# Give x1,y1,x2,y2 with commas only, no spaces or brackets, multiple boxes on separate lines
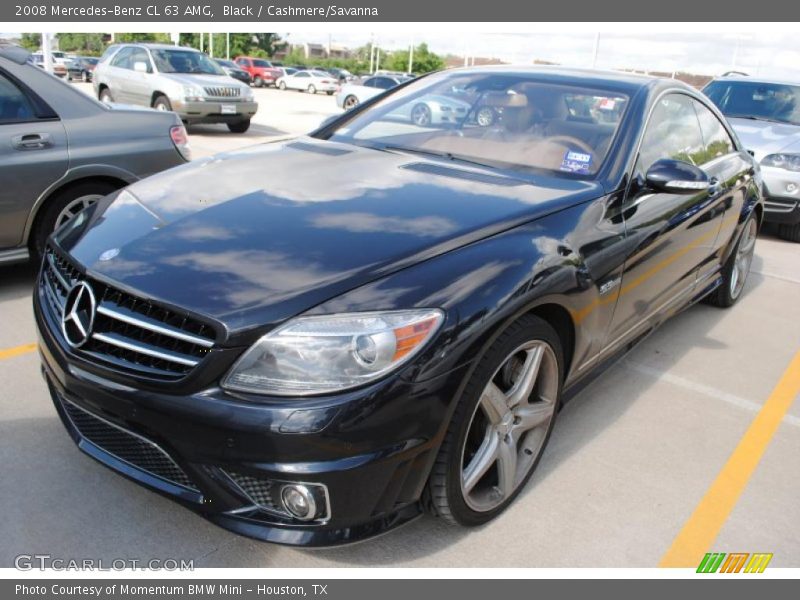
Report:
11,132,52,150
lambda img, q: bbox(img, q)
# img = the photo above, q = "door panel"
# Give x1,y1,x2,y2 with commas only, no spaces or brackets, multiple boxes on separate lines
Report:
0,74,68,249
603,94,724,348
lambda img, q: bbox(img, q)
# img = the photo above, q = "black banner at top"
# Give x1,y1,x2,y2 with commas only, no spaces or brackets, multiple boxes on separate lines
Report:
2,0,798,22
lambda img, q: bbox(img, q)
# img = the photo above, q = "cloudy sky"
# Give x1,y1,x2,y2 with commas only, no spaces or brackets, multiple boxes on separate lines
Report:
5,27,800,78
285,30,800,77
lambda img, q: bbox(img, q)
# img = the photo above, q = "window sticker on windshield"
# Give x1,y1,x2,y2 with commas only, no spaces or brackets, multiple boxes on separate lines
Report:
560,151,593,173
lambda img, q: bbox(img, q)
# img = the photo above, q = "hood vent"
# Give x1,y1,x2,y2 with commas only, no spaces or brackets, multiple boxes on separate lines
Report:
401,162,524,187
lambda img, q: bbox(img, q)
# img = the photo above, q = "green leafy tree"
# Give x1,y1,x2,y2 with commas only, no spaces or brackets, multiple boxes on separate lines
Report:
179,33,281,59
19,33,41,51
386,43,444,75
55,33,106,56
114,33,172,44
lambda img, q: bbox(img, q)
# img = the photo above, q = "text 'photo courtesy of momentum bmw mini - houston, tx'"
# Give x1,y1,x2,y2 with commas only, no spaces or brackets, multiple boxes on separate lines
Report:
33,66,764,546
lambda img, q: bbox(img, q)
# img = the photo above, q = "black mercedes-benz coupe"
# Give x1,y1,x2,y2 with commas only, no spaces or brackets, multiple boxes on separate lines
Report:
35,67,763,546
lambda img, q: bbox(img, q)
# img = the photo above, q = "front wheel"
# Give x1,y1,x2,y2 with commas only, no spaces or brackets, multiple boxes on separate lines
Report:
99,88,113,103
705,213,758,308
307,84,317,94
227,119,251,133
153,95,172,112
253,76,264,88
411,103,432,127
343,95,359,110
278,81,287,90
82,71,89,83
424,315,562,526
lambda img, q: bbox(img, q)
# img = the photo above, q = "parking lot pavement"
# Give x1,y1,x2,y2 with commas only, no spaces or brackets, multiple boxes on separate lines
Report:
1,227,797,568
72,82,342,158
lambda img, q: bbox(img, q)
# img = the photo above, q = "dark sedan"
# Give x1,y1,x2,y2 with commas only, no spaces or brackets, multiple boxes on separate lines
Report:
215,59,252,85
35,67,762,546
66,56,98,82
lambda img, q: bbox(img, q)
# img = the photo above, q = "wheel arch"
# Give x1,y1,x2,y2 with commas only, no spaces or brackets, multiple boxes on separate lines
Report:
23,169,135,246
150,91,169,107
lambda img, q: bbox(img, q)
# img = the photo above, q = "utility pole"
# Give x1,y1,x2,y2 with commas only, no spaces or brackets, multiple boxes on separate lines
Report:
226,33,230,59
199,33,203,53
408,37,414,74
42,31,54,74
209,33,214,57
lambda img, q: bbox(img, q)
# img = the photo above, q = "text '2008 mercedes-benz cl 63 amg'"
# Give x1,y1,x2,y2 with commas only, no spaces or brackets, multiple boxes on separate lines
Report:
35,67,763,546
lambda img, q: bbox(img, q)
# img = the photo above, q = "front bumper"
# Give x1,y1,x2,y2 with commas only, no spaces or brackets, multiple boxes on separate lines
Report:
34,287,467,546
170,99,259,124
761,166,800,224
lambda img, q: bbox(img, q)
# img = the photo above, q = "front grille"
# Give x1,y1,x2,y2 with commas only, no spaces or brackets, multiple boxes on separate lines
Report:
203,86,241,98
41,246,216,380
61,396,198,491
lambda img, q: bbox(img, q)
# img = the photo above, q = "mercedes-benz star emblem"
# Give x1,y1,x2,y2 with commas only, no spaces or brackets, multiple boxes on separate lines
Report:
61,282,97,348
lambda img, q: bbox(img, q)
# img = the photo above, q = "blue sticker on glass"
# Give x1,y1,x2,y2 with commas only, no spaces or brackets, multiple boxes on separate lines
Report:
560,150,592,173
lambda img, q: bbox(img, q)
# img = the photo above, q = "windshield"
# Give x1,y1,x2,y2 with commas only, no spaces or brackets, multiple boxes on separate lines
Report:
151,49,225,75
325,71,629,177
253,59,271,68
704,80,800,126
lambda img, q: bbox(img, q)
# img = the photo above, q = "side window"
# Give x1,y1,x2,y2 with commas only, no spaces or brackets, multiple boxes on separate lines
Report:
363,77,376,88
110,47,134,70
0,73,36,123
129,49,152,73
637,94,706,173
692,100,736,163
235,58,248,67
296,72,309,78
374,77,394,90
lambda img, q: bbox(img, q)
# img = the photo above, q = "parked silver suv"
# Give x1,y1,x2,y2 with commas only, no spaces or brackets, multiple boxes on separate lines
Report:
93,43,258,133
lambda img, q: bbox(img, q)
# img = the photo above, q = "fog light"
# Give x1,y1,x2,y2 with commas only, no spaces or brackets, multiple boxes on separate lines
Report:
281,484,317,521
786,183,798,194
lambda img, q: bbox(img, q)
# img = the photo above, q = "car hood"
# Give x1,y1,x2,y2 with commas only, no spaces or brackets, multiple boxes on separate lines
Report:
62,138,602,334
727,117,800,160
160,72,244,88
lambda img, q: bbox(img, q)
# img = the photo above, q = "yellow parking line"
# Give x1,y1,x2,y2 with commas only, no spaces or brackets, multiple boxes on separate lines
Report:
660,350,800,567
0,343,37,361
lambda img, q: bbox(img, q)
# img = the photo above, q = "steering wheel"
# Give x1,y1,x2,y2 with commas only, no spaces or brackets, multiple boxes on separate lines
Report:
546,135,594,155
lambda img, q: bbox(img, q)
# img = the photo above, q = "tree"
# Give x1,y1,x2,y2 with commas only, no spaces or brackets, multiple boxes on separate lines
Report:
386,43,444,75
55,33,106,56
179,33,281,59
114,33,172,44
19,33,41,51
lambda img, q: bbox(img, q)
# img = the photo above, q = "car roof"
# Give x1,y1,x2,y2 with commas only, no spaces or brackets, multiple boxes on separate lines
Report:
119,43,199,52
0,43,31,65
711,74,800,87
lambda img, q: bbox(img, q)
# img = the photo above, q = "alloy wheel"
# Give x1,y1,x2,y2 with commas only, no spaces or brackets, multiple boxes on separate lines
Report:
411,104,432,126
460,340,559,512
54,194,102,230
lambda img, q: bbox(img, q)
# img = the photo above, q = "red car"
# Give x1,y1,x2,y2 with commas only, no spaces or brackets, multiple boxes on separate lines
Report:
234,56,282,87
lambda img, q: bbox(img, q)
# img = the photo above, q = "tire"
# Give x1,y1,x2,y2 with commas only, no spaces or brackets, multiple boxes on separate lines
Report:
778,222,800,243
308,84,317,94
278,81,287,90
98,87,113,103
424,314,563,526
30,181,120,262
343,95,359,110
227,119,251,133
326,91,334,96
82,71,89,83
705,213,758,308
66,72,72,81
477,106,495,127
153,95,172,112
411,103,433,127
254,76,264,88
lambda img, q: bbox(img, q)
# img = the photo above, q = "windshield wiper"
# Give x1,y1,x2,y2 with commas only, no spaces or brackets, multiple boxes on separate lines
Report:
381,144,498,170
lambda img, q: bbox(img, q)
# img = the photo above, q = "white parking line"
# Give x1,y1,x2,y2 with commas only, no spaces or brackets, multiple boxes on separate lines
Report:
622,359,800,428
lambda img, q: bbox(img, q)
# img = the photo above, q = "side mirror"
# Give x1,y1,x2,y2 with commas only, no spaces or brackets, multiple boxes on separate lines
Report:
645,158,709,194
133,61,149,73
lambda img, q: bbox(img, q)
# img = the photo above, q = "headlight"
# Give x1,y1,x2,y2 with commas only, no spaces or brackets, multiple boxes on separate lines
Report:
761,153,800,172
242,87,255,101
182,85,206,102
221,309,444,396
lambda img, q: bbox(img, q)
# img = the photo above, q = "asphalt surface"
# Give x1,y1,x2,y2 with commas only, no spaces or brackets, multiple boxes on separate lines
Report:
1,83,798,568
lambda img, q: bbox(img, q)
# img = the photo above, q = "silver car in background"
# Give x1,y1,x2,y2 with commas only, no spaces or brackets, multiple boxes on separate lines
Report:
703,75,800,242
276,70,339,94
336,74,411,110
93,43,258,133
0,43,189,264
